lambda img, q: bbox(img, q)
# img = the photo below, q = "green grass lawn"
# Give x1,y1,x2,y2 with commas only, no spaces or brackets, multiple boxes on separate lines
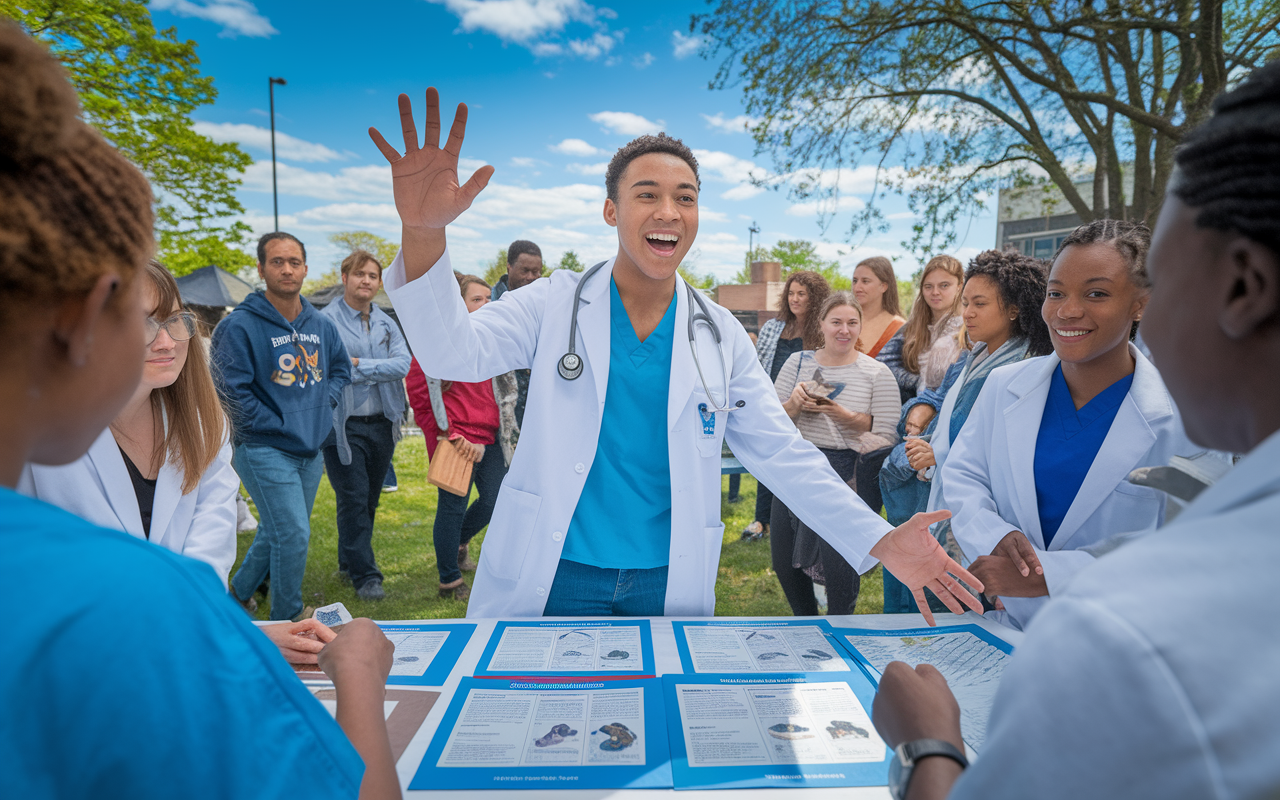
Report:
234,436,884,620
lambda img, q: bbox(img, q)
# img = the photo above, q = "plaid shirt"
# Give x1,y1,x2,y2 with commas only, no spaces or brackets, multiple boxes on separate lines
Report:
755,317,785,373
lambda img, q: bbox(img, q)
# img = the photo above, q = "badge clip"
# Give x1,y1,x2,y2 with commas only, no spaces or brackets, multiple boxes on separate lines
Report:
698,403,716,436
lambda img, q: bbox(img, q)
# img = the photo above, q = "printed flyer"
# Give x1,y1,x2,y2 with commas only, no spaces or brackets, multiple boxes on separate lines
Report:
410,677,672,790
662,673,890,789
671,619,856,674
475,620,655,677
378,623,476,686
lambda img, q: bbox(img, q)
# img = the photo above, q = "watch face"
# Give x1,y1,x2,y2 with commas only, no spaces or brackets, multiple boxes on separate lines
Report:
888,750,908,799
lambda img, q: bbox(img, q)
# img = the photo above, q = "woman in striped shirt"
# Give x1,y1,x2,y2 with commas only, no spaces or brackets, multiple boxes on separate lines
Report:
770,291,903,615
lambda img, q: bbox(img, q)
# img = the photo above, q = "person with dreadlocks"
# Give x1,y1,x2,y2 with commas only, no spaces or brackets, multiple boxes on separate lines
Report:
870,60,1280,800
0,22,399,798
938,217,1213,631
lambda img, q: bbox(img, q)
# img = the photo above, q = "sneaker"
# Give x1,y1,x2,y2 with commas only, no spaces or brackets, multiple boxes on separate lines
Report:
458,544,479,572
334,569,352,586
439,579,471,602
381,483,398,493
740,521,768,541
233,592,257,616
356,578,386,601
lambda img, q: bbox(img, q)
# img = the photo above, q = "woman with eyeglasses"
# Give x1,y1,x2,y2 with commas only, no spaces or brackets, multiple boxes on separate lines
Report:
20,261,240,585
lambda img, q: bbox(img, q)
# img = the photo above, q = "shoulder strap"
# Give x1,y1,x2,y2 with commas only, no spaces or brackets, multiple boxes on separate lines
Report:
426,376,449,432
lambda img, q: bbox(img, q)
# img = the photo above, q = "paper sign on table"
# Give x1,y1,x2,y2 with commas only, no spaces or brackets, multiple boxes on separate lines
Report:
475,620,655,677
671,619,857,674
410,677,672,790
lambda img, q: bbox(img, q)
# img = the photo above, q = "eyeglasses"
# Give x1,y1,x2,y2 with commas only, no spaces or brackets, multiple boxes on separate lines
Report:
145,312,198,345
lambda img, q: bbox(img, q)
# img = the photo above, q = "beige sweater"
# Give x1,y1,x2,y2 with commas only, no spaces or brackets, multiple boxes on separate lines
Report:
774,351,903,453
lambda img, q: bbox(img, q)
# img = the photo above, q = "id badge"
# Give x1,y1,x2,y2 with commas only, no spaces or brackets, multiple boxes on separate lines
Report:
698,403,717,437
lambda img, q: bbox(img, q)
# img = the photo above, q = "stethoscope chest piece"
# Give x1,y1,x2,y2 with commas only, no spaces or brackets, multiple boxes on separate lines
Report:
558,352,584,381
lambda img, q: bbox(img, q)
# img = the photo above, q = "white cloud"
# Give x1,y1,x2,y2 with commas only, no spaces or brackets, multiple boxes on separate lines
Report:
241,160,391,202
633,52,655,69
721,184,764,201
589,111,665,136
566,162,608,176
549,138,604,157
671,30,702,59
467,183,606,228
568,31,618,59
150,0,277,38
702,113,761,134
193,122,343,163
692,149,763,184
426,0,598,42
785,195,868,216
510,156,544,167
532,42,564,56
699,207,730,223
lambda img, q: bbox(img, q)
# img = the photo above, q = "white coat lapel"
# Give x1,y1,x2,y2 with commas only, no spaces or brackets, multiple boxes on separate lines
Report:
149,462,182,546
574,261,614,410
667,279,697,431
86,428,146,538
1051,349,1168,550
1003,356,1058,547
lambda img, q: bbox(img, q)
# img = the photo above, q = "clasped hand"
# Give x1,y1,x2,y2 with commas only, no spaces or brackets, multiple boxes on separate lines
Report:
968,530,1048,598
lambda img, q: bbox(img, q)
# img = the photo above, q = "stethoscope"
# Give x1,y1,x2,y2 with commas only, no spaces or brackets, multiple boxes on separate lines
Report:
557,260,746,415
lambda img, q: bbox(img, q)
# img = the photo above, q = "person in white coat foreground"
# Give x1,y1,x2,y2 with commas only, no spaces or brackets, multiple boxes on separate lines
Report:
368,90,984,621
871,61,1280,800
21,260,238,584
941,220,1211,630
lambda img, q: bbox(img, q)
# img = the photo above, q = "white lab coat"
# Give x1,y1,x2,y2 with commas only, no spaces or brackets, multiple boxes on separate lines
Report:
941,347,1206,629
951,429,1280,799
385,249,892,618
18,427,239,586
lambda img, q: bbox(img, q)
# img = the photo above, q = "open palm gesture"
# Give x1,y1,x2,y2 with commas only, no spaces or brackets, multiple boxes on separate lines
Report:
872,510,985,626
368,88,494,230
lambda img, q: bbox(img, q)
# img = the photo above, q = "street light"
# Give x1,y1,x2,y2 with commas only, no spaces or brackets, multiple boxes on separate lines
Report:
268,76,287,232
747,221,760,267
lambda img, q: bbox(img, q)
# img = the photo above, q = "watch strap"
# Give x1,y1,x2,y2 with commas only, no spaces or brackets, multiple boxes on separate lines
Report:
902,738,968,769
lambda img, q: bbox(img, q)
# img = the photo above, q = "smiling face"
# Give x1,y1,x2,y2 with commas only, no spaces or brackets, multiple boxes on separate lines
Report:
604,152,699,282
141,283,189,393
852,265,888,311
962,274,1015,350
259,238,308,299
1043,243,1148,366
788,282,810,318
341,258,382,307
921,268,959,315
821,304,863,355
464,282,491,313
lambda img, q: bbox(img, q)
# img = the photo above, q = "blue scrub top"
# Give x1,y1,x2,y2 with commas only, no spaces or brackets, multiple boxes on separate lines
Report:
1,488,364,798
1034,364,1135,546
561,278,677,569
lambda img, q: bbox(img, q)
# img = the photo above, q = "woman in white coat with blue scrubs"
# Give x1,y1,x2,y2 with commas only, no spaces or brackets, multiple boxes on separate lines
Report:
20,261,238,585
368,90,984,620
942,220,1210,630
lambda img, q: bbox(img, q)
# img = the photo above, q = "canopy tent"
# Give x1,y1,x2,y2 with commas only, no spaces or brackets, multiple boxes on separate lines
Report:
174,265,256,308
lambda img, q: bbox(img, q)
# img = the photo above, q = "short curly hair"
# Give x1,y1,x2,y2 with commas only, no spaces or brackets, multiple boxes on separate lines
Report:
965,249,1053,357
604,133,700,202
0,22,154,331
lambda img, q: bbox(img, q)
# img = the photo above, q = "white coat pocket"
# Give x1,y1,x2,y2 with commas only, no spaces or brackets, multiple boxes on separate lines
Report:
481,485,542,581
692,398,726,458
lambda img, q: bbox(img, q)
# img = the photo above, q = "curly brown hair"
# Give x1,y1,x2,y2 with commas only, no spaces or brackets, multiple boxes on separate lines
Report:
0,22,154,330
777,270,831,350
605,133,701,202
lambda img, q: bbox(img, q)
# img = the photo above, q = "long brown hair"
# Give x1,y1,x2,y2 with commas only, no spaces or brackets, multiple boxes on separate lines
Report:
853,256,902,316
145,261,229,494
776,270,830,350
900,255,964,374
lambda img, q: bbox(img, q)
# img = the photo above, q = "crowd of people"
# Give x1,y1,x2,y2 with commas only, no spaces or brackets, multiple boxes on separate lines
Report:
4,15,1279,798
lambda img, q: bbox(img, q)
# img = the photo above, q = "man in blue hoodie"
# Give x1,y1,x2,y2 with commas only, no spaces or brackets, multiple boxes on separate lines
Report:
213,232,352,621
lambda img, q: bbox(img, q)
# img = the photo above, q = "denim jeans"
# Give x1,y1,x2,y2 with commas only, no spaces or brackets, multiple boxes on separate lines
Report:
230,443,324,621
882,568,952,615
543,558,668,617
433,442,506,584
322,416,393,590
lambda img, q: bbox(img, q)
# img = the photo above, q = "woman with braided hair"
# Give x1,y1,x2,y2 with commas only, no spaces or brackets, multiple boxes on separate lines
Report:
0,22,399,799
869,58,1280,800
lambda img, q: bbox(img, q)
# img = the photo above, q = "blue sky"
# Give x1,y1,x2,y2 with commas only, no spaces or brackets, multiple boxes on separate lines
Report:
150,0,998,281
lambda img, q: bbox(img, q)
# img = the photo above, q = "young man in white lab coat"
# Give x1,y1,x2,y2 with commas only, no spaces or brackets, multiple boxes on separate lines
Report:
368,90,983,620
870,63,1280,800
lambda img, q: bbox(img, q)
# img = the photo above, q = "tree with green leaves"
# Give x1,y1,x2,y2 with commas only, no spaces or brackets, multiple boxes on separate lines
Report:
330,230,401,270
482,249,509,287
696,0,1280,256
557,250,586,272
2,0,254,275
730,240,850,289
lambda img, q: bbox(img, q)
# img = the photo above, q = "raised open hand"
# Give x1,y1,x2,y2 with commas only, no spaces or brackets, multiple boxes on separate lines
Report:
869,510,985,626
368,88,495,231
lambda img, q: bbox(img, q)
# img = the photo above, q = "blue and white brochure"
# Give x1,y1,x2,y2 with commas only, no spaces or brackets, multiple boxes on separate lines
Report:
410,677,672,790
671,618,857,674
378,622,475,686
474,619,655,678
662,672,889,790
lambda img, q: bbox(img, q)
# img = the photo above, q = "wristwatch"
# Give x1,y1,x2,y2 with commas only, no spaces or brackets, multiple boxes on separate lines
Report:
888,738,968,800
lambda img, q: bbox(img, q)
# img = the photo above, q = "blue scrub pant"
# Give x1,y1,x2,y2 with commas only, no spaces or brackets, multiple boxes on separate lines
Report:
230,443,324,621
543,559,668,616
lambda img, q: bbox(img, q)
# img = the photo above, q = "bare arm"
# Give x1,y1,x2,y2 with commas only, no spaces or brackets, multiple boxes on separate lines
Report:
318,619,400,800
368,89,495,283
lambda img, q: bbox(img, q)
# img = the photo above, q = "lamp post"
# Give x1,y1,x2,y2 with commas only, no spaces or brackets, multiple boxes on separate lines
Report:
747,221,760,267
268,76,287,232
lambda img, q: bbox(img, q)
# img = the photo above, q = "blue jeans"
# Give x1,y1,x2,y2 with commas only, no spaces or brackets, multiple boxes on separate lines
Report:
433,443,507,585
230,443,324,621
882,568,952,616
543,558,668,616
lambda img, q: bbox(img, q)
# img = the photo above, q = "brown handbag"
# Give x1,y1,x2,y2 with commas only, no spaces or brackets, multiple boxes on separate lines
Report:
427,436,473,497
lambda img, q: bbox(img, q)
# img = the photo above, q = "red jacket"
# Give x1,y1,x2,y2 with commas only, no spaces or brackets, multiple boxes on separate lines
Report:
406,358,498,458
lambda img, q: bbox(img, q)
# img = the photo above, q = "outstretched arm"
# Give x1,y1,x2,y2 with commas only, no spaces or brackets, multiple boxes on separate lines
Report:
368,88,495,282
